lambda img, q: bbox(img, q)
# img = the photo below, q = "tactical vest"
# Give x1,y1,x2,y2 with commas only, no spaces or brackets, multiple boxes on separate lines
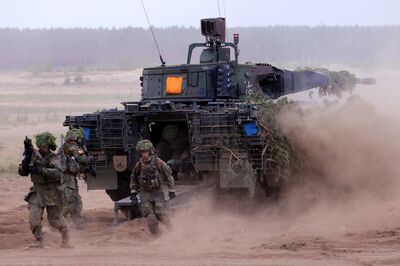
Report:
65,157,79,175
138,157,163,192
30,152,61,184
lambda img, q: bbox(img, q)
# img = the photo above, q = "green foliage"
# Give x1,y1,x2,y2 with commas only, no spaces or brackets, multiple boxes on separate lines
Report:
248,93,305,184
65,128,85,142
2,26,398,71
297,67,358,97
35,132,57,150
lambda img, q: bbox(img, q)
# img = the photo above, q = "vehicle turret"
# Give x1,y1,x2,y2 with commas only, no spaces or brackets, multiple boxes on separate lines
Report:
139,18,329,104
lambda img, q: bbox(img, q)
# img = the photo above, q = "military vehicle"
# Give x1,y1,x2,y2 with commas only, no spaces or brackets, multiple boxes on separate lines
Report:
64,17,337,202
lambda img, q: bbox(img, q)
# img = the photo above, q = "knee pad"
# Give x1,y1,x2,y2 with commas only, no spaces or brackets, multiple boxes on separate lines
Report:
140,202,153,217
153,202,165,217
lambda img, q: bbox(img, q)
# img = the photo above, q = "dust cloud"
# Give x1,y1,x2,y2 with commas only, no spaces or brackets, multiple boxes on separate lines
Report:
276,91,400,231
158,72,400,252
2,70,400,265
281,73,400,204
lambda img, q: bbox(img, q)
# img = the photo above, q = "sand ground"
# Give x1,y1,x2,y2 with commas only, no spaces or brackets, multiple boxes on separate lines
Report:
1,175,400,266
1,68,400,265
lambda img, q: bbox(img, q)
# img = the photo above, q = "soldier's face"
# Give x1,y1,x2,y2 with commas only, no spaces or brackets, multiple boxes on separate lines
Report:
140,150,150,161
38,146,50,156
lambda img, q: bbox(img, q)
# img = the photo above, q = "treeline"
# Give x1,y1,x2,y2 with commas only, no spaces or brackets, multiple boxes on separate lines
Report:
0,25,399,71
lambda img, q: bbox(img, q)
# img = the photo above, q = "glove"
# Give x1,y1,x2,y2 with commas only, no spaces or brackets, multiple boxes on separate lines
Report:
130,192,139,205
168,191,176,199
30,165,44,175
130,192,137,200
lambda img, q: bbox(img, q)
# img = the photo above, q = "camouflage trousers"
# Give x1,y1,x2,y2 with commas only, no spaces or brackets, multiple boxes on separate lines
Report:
139,190,171,234
27,192,68,240
63,187,84,228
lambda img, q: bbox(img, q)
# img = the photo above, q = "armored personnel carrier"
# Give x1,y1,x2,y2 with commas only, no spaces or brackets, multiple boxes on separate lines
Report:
64,18,331,201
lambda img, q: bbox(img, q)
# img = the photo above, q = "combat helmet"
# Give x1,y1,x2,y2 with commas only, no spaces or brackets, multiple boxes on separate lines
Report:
65,127,85,144
136,139,154,152
162,124,179,143
35,132,57,151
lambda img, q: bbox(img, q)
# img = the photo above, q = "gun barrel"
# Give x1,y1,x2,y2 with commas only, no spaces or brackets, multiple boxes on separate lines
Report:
357,78,376,85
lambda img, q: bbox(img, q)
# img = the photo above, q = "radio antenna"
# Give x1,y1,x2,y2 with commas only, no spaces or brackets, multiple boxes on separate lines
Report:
216,0,221,16
140,0,166,66
223,0,228,42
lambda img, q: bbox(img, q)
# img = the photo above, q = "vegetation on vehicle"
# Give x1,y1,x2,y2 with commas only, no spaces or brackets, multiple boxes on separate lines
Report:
248,94,305,186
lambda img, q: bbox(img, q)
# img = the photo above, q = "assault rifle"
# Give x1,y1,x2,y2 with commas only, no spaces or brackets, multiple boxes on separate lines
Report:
21,136,34,173
60,134,67,171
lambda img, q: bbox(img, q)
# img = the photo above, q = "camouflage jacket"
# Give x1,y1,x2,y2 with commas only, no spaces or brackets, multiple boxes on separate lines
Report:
62,143,91,189
65,143,91,166
130,156,175,193
18,150,65,207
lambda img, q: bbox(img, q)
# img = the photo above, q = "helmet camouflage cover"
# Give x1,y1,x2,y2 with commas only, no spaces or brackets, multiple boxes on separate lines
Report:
35,132,57,151
65,128,85,143
136,139,154,152
162,124,179,143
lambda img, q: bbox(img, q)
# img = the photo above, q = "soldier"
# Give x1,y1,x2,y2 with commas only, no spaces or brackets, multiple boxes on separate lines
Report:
18,132,72,248
130,139,176,235
62,128,91,229
156,124,191,180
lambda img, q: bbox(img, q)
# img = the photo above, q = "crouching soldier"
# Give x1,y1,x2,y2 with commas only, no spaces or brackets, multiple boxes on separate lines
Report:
18,132,72,248
130,140,176,235
62,128,92,229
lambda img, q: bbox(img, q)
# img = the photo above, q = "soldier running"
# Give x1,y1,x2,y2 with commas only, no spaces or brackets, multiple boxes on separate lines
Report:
130,139,176,235
62,127,92,229
18,132,72,248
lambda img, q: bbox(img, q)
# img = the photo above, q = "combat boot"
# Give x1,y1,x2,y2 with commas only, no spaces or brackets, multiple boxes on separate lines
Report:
160,215,173,231
146,215,160,236
72,216,86,230
29,238,44,248
29,226,44,248
61,229,73,248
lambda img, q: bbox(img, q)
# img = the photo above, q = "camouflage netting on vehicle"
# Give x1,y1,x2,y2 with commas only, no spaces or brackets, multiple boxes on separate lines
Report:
298,67,358,97
35,132,57,151
248,93,305,185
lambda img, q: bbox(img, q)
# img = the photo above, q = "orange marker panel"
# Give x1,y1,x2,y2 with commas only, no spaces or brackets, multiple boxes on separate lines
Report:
166,76,183,94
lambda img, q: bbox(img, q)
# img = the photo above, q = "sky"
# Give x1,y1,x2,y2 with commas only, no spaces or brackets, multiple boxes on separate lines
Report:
0,0,399,29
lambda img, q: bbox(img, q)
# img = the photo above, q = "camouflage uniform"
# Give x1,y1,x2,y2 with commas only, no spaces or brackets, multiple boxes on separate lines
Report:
18,132,70,248
130,140,175,235
62,128,91,228
156,125,190,180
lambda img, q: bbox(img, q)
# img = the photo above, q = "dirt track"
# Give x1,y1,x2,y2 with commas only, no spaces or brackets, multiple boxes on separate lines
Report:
1,69,400,265
1,175,400,266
